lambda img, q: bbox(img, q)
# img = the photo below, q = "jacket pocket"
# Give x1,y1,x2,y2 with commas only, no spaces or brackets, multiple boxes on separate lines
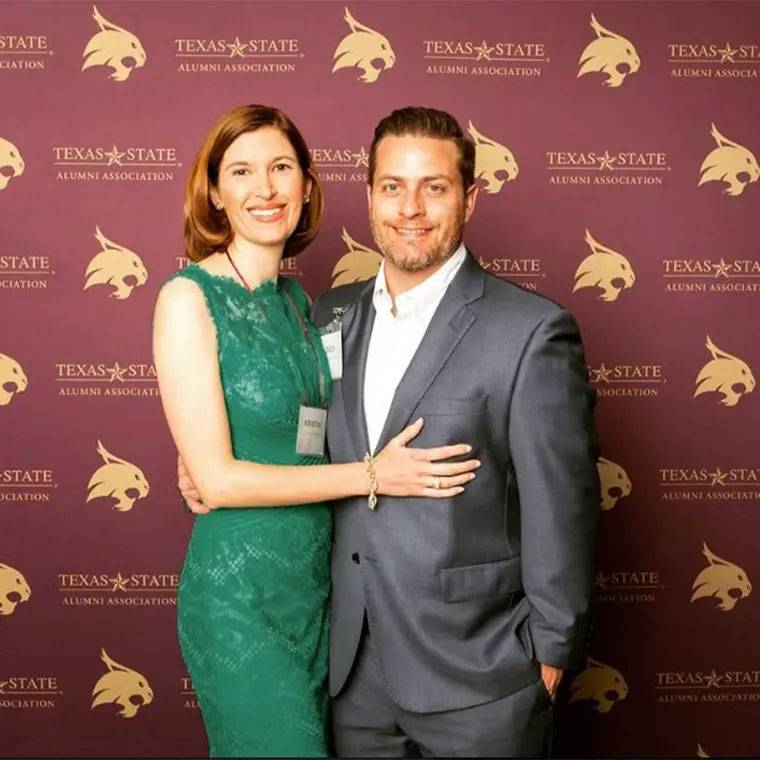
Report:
440,556,522,603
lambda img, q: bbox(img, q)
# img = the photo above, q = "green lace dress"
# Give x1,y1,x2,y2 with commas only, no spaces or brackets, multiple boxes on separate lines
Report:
169,264,332,757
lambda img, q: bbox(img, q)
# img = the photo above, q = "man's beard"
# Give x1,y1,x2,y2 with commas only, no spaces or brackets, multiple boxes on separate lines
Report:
370,215,465,273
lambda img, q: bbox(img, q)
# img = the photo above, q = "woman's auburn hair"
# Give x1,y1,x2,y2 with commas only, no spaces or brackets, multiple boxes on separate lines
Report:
183,104,323,261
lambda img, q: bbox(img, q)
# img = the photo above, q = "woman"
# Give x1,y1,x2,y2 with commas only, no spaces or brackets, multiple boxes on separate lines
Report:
153,105,478,757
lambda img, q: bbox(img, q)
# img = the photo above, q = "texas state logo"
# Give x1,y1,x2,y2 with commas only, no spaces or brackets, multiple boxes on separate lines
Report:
82,5,146,82
310,145,369,184
0,563,31,616
691,543,751,612
0,137,25,191
0,32,51,71
657,667,760,703
659,464,760,503
698,123,759,197
86,440,149,512
669,41,760,80
174,34,301,75
91,649,153,718
332,7,395,83
0,353,28,407
84,226,148,300
595,568,661,605
573,230,635,302
578,13,640,87
331,228,382,288
569,657,629,713
597,457,632,511
694,336,755,407
467,122,518,194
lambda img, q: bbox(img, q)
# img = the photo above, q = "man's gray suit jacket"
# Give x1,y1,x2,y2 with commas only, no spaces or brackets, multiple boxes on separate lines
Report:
311,250,600,714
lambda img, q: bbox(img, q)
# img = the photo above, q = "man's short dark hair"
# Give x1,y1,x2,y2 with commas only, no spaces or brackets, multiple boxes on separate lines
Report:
368,106,475,191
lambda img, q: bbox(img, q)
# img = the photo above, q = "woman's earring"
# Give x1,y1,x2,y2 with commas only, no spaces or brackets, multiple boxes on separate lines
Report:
303,195,310,204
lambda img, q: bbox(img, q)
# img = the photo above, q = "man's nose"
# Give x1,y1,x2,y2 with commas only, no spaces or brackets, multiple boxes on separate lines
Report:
400,190,423,217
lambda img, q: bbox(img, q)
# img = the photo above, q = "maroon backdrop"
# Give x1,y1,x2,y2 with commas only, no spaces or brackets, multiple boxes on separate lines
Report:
2,1,759,757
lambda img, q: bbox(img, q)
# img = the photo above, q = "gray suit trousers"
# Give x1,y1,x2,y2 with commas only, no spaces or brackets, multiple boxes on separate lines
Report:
332,627,554,758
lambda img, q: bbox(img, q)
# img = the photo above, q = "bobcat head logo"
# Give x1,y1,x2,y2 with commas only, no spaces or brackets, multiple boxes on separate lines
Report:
84,226,148,300
87,440,149,512
573,230,635,302
569,657,628,713
694,335,755,408
0,137,25,191
91,649,153,718
578,14,640,88
0,563,31,616
331,227,382,288
698,123,759,197
0,354,28,407
82,5,147,82
332,7,395,83
597,457,632,511
691,542,751,612
467,121,518,194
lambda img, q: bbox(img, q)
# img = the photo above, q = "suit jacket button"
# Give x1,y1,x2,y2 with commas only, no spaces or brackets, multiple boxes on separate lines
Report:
351,553,360,564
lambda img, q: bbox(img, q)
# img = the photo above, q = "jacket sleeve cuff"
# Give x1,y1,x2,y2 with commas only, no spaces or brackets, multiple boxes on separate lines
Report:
528,614,591,671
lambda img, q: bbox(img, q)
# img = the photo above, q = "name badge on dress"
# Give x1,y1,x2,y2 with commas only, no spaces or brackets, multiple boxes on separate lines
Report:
296,405,327,457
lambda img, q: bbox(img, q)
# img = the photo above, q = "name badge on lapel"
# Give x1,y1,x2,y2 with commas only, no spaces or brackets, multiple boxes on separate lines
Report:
296,405,327,457
319,308,345,380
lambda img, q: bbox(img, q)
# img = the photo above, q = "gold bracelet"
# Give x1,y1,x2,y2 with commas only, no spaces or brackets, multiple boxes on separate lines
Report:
364,453,378,511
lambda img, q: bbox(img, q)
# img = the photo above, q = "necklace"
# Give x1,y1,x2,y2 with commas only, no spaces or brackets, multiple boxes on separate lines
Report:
225,248,263,293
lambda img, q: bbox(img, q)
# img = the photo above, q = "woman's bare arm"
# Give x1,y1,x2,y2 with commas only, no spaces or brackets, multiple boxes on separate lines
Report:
154,278,478,509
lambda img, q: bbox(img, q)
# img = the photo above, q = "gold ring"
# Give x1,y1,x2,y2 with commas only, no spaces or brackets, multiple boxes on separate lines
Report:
432,476,442,490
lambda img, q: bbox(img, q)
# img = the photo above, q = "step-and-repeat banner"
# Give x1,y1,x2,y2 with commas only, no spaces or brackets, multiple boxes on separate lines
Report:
2,1,758,757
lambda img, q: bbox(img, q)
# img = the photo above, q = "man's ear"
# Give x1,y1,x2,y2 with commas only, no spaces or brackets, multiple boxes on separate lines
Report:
366,183,372,219
464,183,479,222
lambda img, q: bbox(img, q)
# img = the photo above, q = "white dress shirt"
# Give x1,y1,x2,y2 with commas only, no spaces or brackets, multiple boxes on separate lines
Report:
363,244,467,452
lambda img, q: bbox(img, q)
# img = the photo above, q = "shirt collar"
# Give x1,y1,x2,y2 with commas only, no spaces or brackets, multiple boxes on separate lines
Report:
373,243,467,318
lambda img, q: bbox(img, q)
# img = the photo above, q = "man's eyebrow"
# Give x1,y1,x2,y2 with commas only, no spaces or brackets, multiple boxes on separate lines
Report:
375,174,453,182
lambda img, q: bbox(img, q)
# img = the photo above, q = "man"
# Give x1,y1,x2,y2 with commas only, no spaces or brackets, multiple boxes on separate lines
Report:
184,107,600,757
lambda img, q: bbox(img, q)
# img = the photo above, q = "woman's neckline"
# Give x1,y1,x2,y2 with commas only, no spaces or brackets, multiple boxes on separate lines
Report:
187,262,280,296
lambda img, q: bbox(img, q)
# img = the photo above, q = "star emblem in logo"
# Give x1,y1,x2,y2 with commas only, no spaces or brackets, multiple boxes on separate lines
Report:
704,669,723,689
352,146,369,167
597,151,617,172
473,40,495,61
478,256,492,271
106,362,127,383
708,467,728,487
0,681,7,695
590,363,613,383
717,43,737,64
595,571,610,589
712,258,731,278
227,37,248,58
104,146,125,166
109,573,129,592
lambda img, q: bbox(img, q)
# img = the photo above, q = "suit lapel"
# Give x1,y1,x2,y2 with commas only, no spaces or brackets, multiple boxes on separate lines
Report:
339,282,376,459
373,252,485,453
